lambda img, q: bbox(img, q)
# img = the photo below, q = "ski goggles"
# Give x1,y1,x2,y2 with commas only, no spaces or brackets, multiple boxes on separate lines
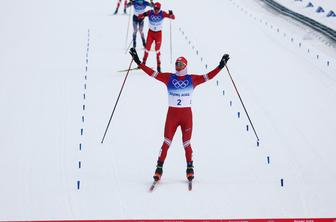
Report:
175,61,187,71
154,6,160,11
175,61,186,68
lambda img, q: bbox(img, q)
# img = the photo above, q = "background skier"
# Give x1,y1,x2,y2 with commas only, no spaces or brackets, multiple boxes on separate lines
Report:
129,47,230,182
138,2,175,72
114,0,128,14
127,0,154,49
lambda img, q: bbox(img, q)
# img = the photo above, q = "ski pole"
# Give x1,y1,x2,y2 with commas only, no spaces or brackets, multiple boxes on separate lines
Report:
169,20,172,64
101,59,134,144
125,6,132,50
124,39,133,54
224,65,260,142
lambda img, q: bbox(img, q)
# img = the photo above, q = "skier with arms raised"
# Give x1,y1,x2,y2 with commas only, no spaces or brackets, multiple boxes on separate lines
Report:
138,2,175,72
129,47,230,185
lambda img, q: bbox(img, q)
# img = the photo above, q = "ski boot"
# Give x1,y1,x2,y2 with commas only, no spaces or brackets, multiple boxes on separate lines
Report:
124,8,127,14
186,161,194,181
114,8,118,15
153,161,164,181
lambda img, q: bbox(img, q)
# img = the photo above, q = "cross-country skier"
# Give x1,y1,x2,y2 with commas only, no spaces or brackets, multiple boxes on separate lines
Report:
114,0,128,14
138,2,175,72
129,47,230,182
127,0,154,49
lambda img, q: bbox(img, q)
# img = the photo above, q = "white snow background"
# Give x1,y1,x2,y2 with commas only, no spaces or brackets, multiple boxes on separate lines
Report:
0,0,336,220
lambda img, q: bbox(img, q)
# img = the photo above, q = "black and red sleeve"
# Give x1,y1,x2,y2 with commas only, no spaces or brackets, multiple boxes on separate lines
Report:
163,11,175,19
138,10,150,19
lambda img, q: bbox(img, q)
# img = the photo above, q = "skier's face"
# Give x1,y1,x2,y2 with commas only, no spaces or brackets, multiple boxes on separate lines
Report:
175,61,186,71
154,7,160,14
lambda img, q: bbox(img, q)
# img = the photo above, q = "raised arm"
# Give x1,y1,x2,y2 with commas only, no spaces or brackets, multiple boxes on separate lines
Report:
126,1,133,7
163,10,175,19
192,54,230,87
129,48,170,85
138,10,150,19
146,0,154,7
138,63,170,84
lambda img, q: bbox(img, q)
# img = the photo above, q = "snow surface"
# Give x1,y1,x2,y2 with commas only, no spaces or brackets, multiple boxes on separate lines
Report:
1,0,336,220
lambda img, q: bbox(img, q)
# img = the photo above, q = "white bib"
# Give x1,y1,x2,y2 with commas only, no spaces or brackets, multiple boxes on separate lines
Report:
148,10,164,32
167,74,194,108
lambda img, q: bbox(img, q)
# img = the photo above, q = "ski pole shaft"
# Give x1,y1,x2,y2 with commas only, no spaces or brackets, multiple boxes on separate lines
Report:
170,20,172,64
225,65,260,141
125,6,132,50
124,39,133,54
101,59,134,144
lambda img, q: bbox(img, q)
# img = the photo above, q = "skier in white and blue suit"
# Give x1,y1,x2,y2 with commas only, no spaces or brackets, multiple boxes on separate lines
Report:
127,0,154,48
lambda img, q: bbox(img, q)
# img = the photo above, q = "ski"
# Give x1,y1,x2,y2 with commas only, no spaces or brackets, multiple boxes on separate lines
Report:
113,13,129,16
149,180,158,192
117,67,153,72
188,180,192,191
149,180,192,191
117,67,140,72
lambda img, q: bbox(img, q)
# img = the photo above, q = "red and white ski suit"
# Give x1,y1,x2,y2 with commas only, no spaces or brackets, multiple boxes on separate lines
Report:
138,10,175,67
138,63,222,163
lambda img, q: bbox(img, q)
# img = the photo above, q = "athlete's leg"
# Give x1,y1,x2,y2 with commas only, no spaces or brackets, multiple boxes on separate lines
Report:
123,0,127,12
116,0,121,8
132,16,138,48
180,108,194,180
154,31,162,69
139,19,146,47
157,108,179,163
114,0,122,14
153,108,179,181
143,30,154,64
180,109,193,163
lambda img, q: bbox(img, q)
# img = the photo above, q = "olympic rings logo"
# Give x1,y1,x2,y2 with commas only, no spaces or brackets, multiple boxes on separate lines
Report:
150,15,162,22
172,79,189,88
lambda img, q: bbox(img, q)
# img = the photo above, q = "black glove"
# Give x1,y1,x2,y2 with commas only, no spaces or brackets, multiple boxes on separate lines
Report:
129,47,141,65
169,10,173,15
218,54,230,69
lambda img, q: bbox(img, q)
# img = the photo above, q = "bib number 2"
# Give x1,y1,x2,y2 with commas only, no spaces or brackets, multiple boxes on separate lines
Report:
177,99,181,106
